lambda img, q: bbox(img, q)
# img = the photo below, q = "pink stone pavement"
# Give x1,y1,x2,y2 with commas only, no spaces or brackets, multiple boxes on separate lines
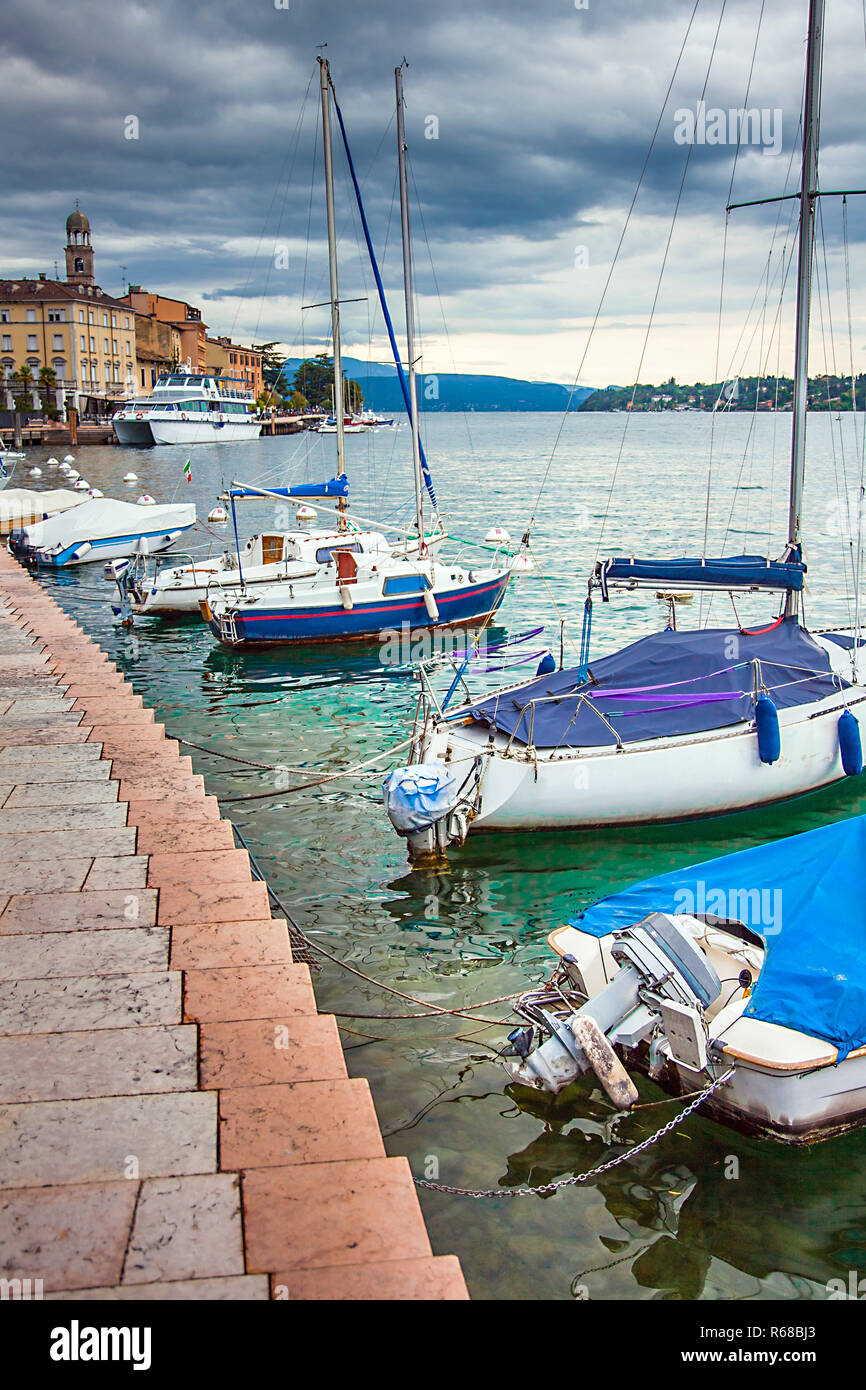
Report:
0,549,467,1301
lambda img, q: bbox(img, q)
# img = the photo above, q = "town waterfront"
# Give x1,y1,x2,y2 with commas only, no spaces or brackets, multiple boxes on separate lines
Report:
23,408,866,1300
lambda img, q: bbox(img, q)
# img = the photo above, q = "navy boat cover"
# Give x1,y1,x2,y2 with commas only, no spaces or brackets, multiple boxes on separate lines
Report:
465,620,844,748
568,816,866,1057
596,552,805,595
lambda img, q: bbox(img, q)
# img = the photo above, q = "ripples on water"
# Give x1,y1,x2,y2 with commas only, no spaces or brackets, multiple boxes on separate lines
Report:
29,411,866,1300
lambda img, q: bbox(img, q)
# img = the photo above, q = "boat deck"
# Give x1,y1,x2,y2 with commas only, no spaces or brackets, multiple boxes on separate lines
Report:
0,547,467,1301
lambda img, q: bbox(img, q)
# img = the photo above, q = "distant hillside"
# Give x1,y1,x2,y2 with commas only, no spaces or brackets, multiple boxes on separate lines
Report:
281,358,595,413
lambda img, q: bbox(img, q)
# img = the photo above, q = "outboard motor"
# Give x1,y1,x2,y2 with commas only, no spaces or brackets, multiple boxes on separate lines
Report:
503,913,722,1107
382,763,458,864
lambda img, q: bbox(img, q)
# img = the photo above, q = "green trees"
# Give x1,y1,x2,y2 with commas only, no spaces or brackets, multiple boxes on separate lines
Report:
291,354,362,412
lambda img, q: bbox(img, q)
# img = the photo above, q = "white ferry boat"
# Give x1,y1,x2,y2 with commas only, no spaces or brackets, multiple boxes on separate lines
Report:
112,372,262,446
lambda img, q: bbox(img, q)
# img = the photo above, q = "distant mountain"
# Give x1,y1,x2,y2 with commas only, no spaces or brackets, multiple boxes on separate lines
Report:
280,357,595,413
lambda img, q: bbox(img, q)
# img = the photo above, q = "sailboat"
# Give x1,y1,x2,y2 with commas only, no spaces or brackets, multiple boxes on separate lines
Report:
383,0,866,862
204,60,511,647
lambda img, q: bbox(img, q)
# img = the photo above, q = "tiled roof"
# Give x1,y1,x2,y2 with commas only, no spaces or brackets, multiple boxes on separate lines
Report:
0,279,129,311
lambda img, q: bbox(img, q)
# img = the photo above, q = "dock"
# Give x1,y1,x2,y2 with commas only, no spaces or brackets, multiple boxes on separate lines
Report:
0,548,467,1301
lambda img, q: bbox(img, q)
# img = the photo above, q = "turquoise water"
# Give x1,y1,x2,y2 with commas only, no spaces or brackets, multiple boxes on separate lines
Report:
23,410,866,1301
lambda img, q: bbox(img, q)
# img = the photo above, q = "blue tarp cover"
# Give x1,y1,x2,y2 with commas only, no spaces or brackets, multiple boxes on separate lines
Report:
568,817,866,1058
598,552,805,593
466,620,844,748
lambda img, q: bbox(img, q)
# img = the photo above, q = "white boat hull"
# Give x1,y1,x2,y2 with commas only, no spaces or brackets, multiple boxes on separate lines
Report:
446,692,865,832
148,419,261,445
399,636,865,857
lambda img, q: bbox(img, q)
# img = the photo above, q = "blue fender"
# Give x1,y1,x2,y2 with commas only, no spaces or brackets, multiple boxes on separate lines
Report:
755,694,781,765
839,709,863,776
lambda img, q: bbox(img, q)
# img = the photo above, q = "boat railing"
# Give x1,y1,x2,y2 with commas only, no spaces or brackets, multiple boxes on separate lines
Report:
502,692,624,757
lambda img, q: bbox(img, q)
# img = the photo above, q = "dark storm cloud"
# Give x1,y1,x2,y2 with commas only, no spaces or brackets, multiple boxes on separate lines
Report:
2,0,865,377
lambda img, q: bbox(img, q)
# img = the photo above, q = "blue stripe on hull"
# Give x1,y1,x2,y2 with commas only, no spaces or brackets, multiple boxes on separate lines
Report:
210,574,510,645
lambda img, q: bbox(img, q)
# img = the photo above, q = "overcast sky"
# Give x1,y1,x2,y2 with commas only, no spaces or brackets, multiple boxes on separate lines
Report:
3,0,865,386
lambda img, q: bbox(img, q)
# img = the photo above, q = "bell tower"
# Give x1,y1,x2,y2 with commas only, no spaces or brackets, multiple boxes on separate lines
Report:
65,202,94,287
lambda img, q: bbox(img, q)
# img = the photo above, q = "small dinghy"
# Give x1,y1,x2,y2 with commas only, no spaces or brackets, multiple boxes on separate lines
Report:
9,495,196,567
502,816,866,1144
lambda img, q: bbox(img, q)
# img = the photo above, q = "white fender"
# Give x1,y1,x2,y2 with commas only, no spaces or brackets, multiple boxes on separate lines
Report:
423,587,439,621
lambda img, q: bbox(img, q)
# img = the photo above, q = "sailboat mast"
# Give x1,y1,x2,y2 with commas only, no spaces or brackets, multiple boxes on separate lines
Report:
786,0,825,610
319,56,347,529
395,65,425,548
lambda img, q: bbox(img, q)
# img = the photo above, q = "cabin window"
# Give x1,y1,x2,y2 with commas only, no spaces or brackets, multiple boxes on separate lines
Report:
316,543,361,565
382,574,428,596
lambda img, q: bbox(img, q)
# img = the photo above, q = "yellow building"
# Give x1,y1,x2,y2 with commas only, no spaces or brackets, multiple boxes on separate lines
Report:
206,336,263,399
0,206,137,416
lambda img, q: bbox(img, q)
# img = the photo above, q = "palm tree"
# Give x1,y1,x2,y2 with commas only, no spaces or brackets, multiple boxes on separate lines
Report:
10,364,35,416
37,365,60,420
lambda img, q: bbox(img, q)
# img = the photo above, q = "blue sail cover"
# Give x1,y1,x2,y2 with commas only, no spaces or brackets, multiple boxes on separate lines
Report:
466,620,845,748
229,477,349,500
568,817,866,1058
597,553,805,595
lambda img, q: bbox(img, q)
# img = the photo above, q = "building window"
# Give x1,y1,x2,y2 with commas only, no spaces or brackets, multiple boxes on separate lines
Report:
26,335,37,350
74,258,84,273
124,316,130,330
111,314,117,327
140,368,146,387
102,313,109,327
104,338,109,353
125,340,132,355
48,310,65,323
52,334,63,350
112,338,118,353
26,308,36,322
52,358,66,381
88,311,94,324
89,336,95,351
79,309,85,323
82,363,89,381
1,336,10,352
0,311,9,323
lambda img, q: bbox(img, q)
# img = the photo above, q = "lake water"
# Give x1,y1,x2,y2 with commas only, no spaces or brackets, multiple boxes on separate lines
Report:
21,409,866,1301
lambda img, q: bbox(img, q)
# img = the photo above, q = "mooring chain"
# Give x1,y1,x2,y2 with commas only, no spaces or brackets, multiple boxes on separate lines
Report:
413,1067,735,1199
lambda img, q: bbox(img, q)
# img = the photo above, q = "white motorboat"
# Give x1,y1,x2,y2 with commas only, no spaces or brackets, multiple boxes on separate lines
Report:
383,0,865,863
500,816,866,1145
112,372,262,446
9,495,196,567
0,488,86,537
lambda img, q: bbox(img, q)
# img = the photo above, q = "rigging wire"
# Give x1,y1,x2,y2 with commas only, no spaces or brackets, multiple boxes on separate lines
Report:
522,0,705,546
595,0,730,565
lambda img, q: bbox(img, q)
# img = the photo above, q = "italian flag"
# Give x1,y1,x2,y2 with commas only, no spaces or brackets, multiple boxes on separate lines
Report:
183,459,192,483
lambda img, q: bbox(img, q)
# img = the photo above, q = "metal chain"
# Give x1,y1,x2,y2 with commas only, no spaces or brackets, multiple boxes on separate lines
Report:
413,1067,735,1199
